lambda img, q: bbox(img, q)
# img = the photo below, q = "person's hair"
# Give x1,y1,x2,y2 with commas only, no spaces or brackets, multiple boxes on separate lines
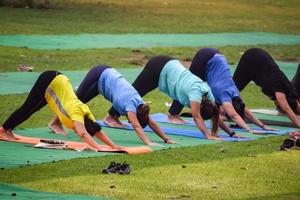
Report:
232,97,246,119
136,104,150,128
200,96,219,120
84,115,101,136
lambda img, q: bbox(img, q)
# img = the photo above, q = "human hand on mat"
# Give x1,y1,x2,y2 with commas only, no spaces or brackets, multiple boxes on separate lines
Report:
249,129,265,135
165,138,177,144
262,125,276,131
148,142,163,147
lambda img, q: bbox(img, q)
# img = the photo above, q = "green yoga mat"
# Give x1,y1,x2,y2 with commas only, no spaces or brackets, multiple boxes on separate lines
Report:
0,61,297,95
254,112,297,123
0,183,108,200
0,126,220,169
0,32,299,50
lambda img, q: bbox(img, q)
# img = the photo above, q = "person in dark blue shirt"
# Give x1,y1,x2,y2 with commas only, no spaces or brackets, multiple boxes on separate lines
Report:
168,48,272,136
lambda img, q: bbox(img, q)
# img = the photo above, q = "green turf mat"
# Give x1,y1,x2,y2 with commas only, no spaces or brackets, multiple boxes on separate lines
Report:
0,32,299,50
0,68,142,95
254,113,298,123
0,61,297,95
0,126,219,169
0,183,108,200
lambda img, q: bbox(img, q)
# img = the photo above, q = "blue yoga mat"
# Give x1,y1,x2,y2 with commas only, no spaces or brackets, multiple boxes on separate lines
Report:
150,113,290,135
97,121,253,142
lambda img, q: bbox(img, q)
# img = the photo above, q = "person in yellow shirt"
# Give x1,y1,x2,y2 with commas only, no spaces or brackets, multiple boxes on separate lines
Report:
0,70,118,150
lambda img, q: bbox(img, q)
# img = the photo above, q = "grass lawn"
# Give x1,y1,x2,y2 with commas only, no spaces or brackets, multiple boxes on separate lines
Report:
0,0,299,200
0,0,299,34
0,137,299,200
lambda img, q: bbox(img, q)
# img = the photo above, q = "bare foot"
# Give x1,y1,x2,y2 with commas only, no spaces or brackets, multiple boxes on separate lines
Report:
168,115,186,124
48,123,67,136
0,127,18,140
103,115,125,128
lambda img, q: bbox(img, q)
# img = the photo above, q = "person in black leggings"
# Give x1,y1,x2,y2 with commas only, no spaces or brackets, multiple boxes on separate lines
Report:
49,66,176,146
292,63,300,97
233,48,300,128
0,71,118,150
168,48,273,136
110,56,221,140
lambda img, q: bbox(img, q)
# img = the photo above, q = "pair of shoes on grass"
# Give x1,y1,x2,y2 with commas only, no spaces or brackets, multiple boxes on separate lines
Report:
280,138,300,150
102,162,131,175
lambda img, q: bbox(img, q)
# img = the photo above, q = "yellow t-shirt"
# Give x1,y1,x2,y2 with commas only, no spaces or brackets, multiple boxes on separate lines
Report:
45,74,96,130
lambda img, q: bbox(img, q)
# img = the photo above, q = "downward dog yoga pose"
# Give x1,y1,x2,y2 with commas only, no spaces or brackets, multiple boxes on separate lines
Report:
168,48,272,136
291,63,300,98
233,48,300,128
108,56,221,140
49,66,176,146
0,71,118,151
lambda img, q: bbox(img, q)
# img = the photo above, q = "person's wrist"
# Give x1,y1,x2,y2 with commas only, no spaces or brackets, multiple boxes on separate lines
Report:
229,131,236,137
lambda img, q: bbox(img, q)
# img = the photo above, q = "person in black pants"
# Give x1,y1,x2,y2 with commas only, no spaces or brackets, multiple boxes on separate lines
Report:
49,66,176,146
168,48,272,136
233,48,300,128
109,56,221,140
0,71,118,150
291,63,300,97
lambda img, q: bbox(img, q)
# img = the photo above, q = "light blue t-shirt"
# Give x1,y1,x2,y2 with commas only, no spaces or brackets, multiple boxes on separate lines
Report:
98,68,144,115
205,54,240,104
159,60,214,107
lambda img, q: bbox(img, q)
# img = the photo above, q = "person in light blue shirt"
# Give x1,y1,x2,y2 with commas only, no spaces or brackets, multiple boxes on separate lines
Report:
49,66,176,146
168,48,273,136
107,56,221,140
98,68,144,115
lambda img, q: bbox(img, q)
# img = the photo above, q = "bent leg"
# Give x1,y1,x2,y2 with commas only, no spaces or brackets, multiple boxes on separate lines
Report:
190,48,219,80
76,66,110,103
132,56,172,97
292,63,300,97
233,48,264,91
2,71,58,130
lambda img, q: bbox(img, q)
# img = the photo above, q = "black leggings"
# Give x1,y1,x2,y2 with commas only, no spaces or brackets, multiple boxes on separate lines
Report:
168,48,218,115
2,71,60,130
292,63,300,97
108,56,173,117
233,48,277,91
76,66,110,103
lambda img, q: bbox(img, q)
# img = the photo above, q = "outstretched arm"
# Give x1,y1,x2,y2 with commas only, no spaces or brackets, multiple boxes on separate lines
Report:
94,130,118,148
73,121,116,150
275,92,300,128
244,107,274,130
190,101,221,140
210,113,219,136
127,112,161,146
148,117,176,144
222,102,251,131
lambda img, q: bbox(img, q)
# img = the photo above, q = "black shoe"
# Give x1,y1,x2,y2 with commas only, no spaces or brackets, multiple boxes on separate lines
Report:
280,138,300,150
102,162,122,174
118,163,131,175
